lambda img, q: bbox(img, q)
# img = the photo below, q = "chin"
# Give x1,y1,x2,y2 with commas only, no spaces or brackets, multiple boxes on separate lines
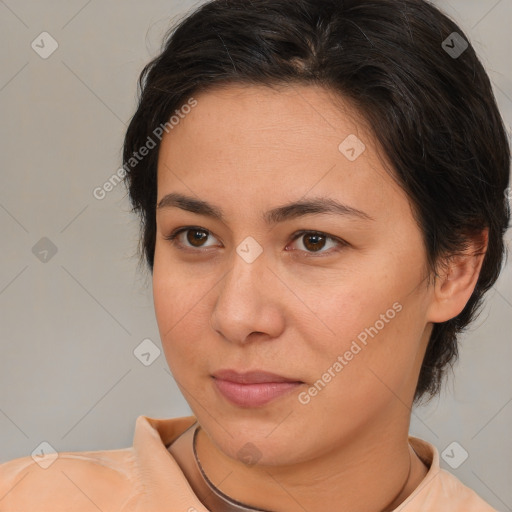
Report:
197,409,316,466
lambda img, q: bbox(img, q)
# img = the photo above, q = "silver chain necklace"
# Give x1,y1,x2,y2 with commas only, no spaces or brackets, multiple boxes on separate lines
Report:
191,425,274,512
170,423,414,512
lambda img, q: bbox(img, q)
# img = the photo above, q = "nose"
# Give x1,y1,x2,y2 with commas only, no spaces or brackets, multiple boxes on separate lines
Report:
209,247,286,345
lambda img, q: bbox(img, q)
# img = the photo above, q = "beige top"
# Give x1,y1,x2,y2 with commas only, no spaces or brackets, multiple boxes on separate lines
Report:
0,415,497,511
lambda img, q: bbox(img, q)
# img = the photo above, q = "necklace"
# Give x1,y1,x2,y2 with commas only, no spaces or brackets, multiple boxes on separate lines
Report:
192,425,273,512
185,424,414,512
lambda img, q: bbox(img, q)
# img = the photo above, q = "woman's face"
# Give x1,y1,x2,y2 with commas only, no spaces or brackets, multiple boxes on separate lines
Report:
153,84,435,465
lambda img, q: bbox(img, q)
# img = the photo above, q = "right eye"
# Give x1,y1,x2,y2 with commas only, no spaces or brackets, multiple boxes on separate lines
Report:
164,227,222,251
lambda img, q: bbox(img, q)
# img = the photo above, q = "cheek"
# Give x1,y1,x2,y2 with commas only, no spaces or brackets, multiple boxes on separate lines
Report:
152,246,205,332
317,288,428,407
294,262,418,353
301,263,429,391
152,260,215,372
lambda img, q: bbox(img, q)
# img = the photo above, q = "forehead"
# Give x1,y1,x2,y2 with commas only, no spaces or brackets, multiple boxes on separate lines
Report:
159,83,370,161
155,83,406,224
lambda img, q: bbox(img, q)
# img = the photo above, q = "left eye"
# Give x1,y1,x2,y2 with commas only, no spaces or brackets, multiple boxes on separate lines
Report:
286,230,346,255
164,227,346,255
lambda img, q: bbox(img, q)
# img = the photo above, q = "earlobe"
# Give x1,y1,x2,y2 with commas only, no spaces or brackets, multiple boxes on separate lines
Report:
426,230,488,323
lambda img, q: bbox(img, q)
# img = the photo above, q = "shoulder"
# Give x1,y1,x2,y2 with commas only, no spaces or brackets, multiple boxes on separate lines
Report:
0,415,200,512
0,447,137,512
431,468,498,511
405,436,498,512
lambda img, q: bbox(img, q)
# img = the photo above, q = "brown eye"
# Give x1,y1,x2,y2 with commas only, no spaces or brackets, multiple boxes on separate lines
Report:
302,233,327,252
186,229,209,247
164,227,220,250
287,230,346,255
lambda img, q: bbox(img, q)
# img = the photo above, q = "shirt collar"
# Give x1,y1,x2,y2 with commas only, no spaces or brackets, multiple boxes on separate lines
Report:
128,415,206,511
129,415,441,512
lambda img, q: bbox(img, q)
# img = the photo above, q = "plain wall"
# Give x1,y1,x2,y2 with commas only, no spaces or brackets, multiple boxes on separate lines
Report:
0,0,510,509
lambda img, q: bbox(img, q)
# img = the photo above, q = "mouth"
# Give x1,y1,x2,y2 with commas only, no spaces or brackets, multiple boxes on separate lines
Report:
211,369,304,408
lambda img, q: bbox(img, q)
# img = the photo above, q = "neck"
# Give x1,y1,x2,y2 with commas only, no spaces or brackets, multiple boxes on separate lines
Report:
194,415,428,512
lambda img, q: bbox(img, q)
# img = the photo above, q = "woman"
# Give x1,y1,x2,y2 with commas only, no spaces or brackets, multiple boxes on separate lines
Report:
0,0,509,510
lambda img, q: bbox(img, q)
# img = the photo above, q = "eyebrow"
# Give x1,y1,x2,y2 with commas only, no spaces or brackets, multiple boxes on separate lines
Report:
156,192,374,224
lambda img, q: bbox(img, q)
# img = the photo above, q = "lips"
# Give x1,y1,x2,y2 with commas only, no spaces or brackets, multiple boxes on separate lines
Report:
212,369,301,384
212,369,303,407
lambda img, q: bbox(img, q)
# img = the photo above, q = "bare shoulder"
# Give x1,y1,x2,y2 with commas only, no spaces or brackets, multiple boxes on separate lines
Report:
0,447,136,512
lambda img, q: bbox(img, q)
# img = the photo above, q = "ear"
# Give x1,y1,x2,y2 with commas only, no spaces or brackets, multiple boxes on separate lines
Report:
426,229,488,323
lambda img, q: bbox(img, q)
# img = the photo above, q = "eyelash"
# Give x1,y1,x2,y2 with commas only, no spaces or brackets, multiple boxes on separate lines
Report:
163,226,348,257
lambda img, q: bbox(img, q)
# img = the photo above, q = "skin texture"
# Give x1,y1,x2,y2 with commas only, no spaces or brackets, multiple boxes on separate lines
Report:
153,84,487,512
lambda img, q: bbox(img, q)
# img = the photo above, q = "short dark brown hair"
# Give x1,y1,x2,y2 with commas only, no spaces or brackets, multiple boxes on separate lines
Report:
123,0,510,403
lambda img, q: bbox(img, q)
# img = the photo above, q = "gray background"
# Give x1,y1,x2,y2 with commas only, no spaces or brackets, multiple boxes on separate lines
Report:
0,0,510,509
